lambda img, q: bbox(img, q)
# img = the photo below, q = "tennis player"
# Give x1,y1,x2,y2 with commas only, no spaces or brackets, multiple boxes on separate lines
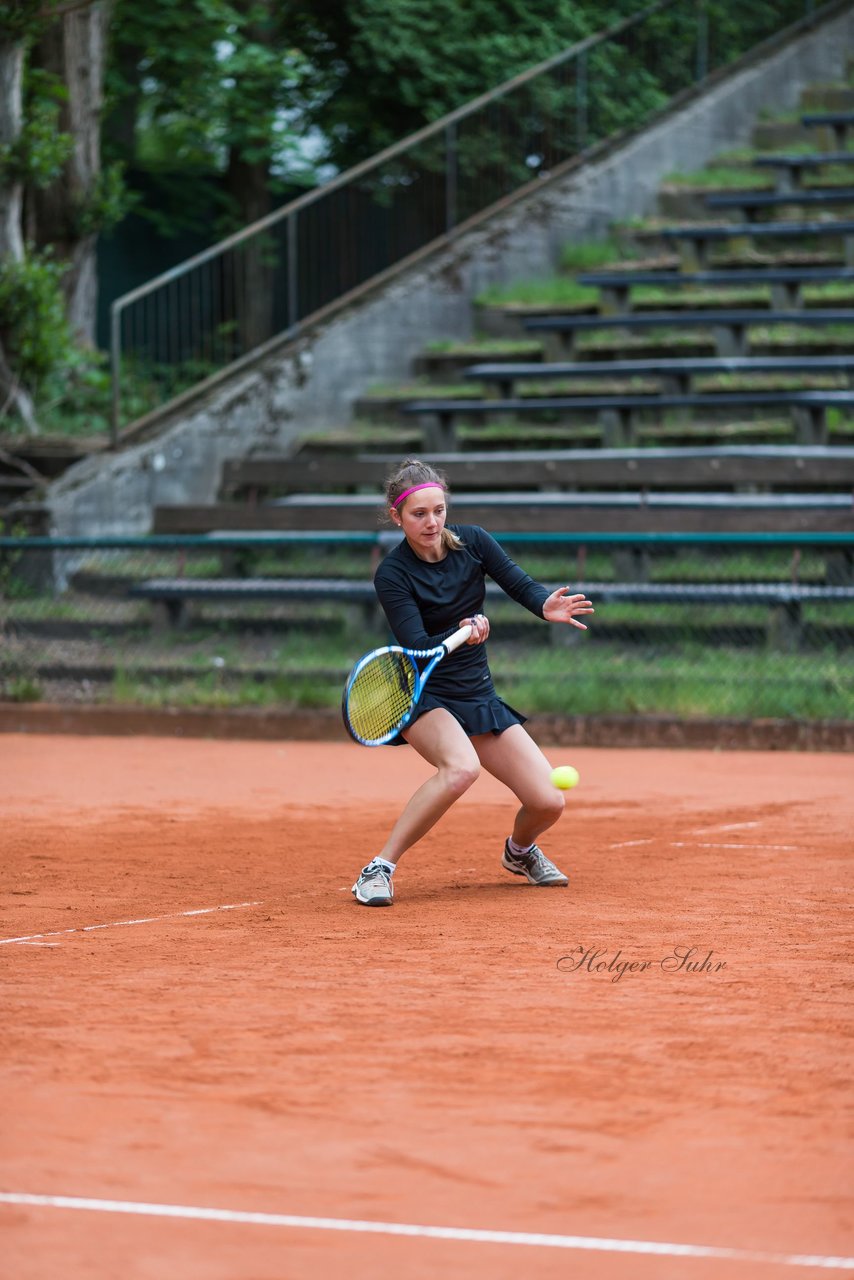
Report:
352,458,594,906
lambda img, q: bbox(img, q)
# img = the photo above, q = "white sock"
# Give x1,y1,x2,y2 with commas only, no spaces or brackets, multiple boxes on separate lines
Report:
375,857,396,874
507,836,534,856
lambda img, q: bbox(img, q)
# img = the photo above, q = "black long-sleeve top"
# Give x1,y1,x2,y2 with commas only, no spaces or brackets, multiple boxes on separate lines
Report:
373,524,550,702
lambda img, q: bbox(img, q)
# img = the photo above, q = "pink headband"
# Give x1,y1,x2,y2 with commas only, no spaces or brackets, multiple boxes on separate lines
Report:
392,481,445,508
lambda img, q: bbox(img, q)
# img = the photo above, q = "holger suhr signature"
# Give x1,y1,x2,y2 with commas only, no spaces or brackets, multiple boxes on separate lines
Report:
557,945,727,983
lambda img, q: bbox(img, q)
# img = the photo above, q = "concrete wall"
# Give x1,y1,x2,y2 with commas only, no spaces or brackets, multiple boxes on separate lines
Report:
49,4,854,535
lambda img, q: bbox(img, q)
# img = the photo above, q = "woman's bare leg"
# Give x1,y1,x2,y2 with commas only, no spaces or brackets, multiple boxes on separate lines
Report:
379,709,480,863
472,724,564,846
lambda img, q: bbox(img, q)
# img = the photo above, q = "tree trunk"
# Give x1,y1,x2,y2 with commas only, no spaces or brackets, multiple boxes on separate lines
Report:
29,1,110,345
221,0,278,356
225,151,274,354
103,24,141,160
0,37,38,433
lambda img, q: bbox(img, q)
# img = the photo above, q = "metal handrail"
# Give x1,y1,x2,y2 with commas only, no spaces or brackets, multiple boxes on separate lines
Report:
109,0,827,441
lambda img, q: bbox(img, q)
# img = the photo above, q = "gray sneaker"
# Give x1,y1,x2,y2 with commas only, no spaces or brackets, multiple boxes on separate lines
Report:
352,858,395,906
502,839,568,887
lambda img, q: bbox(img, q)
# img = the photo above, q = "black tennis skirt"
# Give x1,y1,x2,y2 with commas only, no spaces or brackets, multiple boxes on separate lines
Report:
389,688,527,746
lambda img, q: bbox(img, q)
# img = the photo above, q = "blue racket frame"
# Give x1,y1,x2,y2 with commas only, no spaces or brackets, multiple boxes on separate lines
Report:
342,624,472,746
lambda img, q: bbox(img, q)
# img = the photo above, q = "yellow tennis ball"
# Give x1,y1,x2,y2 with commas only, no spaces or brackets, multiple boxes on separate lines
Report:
550,765,579,791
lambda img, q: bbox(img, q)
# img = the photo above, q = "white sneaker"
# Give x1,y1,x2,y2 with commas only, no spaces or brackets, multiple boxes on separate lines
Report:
501,839,568,887
352,858,394,906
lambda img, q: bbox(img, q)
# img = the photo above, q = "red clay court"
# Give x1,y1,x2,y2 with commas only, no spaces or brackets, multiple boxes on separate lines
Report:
1,733,852,1279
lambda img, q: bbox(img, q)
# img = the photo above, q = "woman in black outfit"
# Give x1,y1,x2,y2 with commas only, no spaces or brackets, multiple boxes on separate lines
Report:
352,459,594,906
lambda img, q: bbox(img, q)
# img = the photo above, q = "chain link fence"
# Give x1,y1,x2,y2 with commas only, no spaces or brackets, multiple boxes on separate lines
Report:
2,534,852,721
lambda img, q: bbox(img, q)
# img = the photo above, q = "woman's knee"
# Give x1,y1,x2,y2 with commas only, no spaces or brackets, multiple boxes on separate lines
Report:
531,787,565,822
406,710,481,797
440,757,480,798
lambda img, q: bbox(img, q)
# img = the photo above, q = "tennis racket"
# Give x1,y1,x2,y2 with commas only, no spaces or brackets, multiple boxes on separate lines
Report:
342,624,472,746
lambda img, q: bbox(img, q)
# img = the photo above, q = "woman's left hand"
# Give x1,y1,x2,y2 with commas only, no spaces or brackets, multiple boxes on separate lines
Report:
543,588,595,630
460,613,490,644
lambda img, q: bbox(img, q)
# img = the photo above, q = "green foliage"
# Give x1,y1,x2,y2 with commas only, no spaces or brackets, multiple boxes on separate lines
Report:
559,239,634,272
2,676,43,703
475,275,599,307
0,1,43,42
0,69,72,188
0,250,72,392
106,0,318,234
93,642,854,719
74,161,136,236
291,0,594,161
703,1,813,74
663,165,768,190
32,345,112,436
100,0,828,244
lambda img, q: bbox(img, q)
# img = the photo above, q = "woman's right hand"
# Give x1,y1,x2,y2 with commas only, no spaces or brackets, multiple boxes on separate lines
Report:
460,613,490,644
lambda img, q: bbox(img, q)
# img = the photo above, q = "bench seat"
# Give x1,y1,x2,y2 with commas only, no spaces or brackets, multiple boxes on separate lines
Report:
128,576,378,630
128,574,854,650
801,113,854,148
522,308,854,356
401,388,854,448
222,445,854,496
575,266,854,311
753,152,854,192
654,219,854,269
461,353,854,398
154,492,854,535
705,188,854,219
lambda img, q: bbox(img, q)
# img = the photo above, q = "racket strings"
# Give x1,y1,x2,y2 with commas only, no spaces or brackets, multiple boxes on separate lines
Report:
347,651,417,743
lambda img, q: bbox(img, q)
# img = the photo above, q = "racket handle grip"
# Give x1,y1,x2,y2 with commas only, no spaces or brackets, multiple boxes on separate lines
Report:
443,624,472,655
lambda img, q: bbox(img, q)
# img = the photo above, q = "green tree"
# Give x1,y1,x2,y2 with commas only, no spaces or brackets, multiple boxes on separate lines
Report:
26,0,120,345
0,1,65,430
288,0,644,164
106,0,315,236
105,0,318,353
1,1,120,432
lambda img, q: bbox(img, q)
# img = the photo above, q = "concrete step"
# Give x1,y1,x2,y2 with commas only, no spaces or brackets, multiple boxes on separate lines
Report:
752,121,815,150
413,344,544,381
800,84,854,113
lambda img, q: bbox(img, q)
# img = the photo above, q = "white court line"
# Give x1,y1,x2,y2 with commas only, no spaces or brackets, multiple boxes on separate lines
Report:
0,902,262,947
691,821,761,835
0,1193,851,1269
608,839,655,849
670,842,798,851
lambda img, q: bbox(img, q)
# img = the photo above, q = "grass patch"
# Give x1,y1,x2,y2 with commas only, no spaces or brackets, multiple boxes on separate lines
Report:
803,284,854,303
363,381,482,399
97,642,854,720
109,670,334,710
0,675,43,702
577,330,716,354
558,239,638,272
494,644,854,719
696,373,847,392
72,551,225,580
632,287,770,306
424,338,542,355
298,421,422,450
750,323,854,343
756,109,802,124
662,167,770,190
475,277,599,308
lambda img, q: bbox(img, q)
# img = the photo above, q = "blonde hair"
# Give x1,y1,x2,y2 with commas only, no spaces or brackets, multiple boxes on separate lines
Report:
384,458,463,551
